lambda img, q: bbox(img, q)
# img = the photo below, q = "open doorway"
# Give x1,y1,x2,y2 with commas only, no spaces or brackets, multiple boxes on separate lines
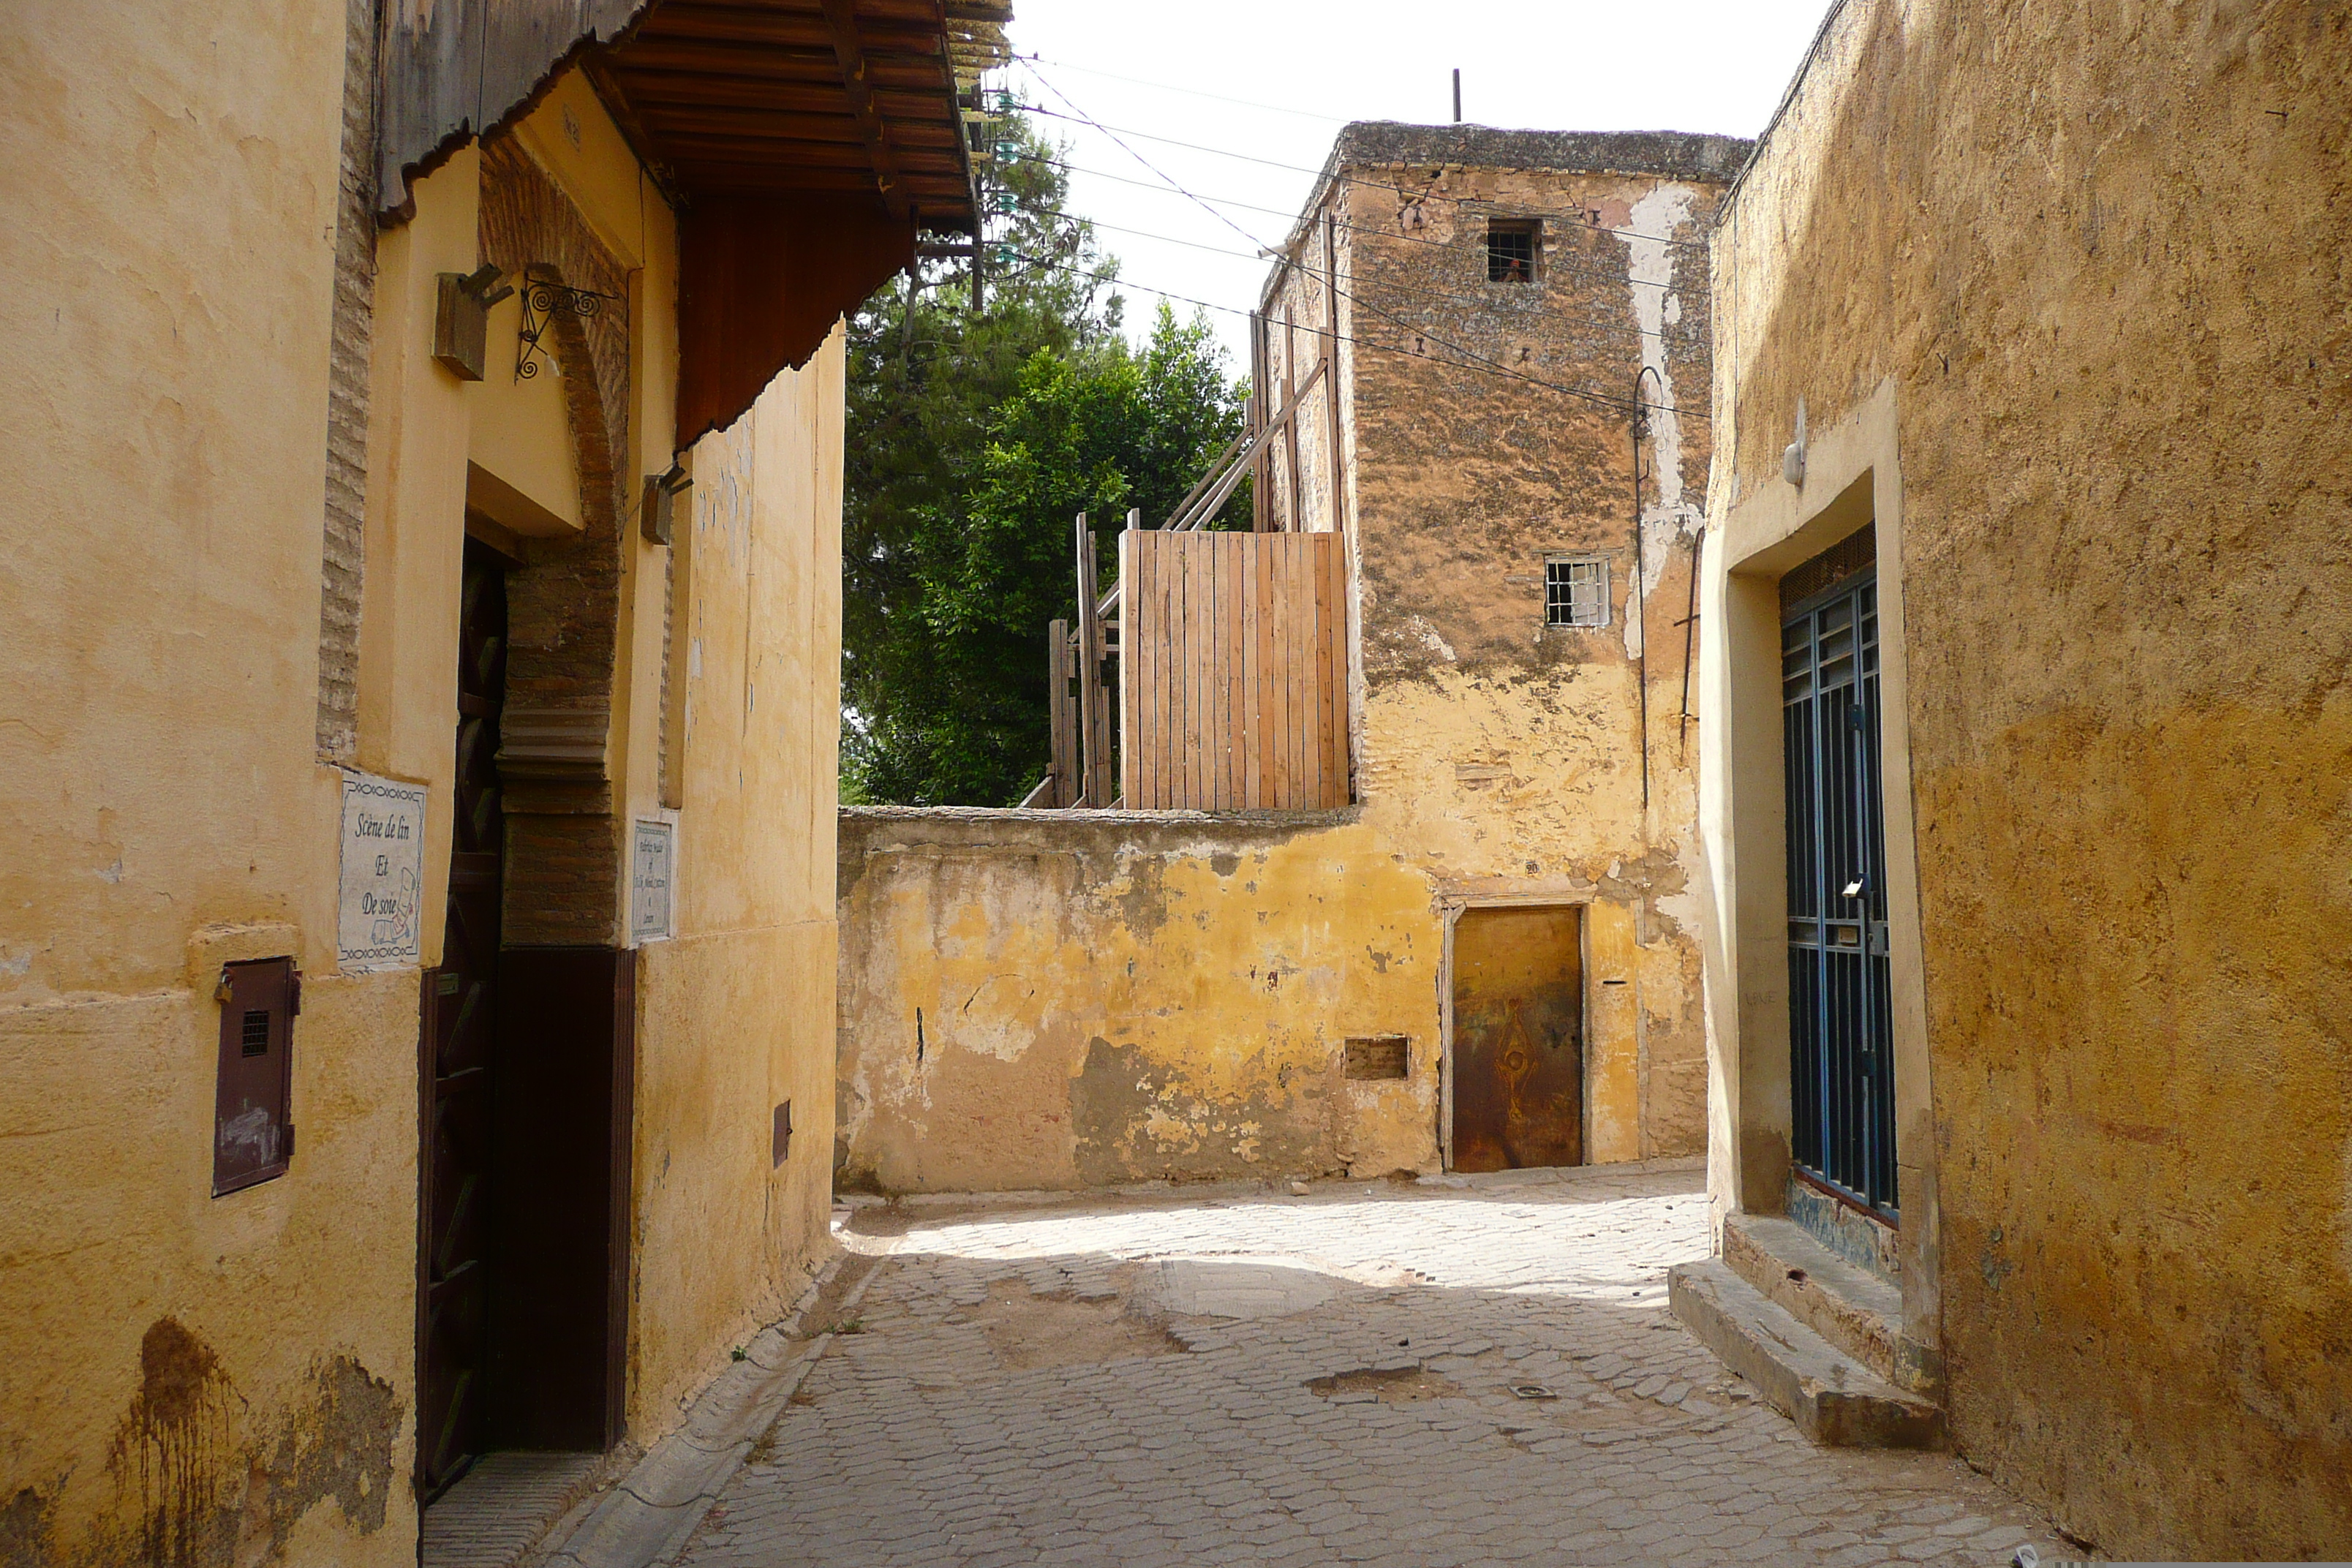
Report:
1448,905,1585,1172
418,535,510,1499
418,534,636,1515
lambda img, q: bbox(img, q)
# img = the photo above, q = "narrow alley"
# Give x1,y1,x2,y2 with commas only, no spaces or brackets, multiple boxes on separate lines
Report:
10,0,2348,1561
668,1167,2065,1567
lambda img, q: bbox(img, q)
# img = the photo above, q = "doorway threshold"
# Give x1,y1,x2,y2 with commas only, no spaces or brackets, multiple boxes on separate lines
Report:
421,1449,622,1568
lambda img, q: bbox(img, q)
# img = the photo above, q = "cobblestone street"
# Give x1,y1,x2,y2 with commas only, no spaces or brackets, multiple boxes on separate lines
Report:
674,1164,2068,1567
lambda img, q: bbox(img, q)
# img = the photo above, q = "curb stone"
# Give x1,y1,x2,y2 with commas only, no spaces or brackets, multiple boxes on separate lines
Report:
540,1259,885,1568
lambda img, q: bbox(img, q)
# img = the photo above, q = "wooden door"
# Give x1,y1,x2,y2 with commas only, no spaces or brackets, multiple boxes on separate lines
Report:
1450,907,1583,1172
418,538,508,1500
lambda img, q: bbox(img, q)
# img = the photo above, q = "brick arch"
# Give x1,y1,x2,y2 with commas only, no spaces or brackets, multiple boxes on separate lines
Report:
477,135,634,944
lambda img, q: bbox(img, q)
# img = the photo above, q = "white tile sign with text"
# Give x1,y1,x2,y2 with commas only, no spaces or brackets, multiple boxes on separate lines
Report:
338,771,428,972
632,818,675,943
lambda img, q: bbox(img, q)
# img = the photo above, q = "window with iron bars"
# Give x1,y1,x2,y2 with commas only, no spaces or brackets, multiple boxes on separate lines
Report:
1487,219,1539,284
1545,556,1610,629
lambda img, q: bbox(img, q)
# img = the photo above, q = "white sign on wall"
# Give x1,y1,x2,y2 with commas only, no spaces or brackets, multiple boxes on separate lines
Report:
631,818,676,944
337,771,428,972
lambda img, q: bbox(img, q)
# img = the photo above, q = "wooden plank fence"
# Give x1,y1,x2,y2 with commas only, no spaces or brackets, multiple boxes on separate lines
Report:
1117,530,1349,810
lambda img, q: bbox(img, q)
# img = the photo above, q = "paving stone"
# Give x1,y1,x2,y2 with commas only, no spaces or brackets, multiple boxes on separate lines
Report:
668,1169,2070,1568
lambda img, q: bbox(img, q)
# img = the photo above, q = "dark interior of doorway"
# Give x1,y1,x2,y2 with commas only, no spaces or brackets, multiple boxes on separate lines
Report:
1450,905,1585,1172
418,535,636,1504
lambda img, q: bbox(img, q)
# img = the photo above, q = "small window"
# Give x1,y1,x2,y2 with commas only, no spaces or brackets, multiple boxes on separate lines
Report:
1488,220,1539,284
1344,1036,1411,1081
1545,557,1610,629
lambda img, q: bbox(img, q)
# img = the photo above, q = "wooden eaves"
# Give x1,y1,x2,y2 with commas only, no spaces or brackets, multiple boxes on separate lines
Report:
379,0,1009,444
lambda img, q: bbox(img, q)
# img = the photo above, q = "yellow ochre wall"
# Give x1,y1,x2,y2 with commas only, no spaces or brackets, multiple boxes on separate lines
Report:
837,809,1449,1189
1697,0,2351,1556
0,24,848,1559
0,1,416,1561
629,333,847,1436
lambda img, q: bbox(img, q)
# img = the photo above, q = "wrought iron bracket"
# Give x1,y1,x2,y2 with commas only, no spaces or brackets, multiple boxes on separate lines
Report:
516,280,620,380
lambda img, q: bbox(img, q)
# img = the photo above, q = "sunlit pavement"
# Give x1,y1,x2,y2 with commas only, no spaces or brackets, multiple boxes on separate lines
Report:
674,1164,2069,1567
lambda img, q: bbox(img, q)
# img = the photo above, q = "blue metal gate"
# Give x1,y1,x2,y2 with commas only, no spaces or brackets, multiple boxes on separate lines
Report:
1783,568,1897,1218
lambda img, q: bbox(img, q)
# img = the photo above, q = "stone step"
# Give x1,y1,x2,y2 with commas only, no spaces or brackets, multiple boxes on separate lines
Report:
1722,1213,1920,1392
1668,1257,1944,1448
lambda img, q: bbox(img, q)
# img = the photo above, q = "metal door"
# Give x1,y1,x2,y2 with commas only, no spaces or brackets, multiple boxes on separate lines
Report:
1450,906,1583,1172
418,538,508,1500
1783,570,1896,1218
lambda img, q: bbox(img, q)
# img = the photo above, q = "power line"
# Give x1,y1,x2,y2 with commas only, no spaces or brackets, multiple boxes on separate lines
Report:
1009,53,1352,125
1013,97,1713,252
1019,151,1685,296
1022,71,1273,257
1001,78,1708,425
1007,247,1702,423
1035,204,1668,344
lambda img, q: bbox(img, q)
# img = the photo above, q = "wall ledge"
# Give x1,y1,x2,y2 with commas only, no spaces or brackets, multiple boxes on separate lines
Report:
840,804,1362,829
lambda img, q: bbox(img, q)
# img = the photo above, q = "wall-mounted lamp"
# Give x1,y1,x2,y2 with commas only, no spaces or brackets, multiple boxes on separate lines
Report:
432,265,515,382
641,462,692,546
1782,397,1809,487
517,279,619,382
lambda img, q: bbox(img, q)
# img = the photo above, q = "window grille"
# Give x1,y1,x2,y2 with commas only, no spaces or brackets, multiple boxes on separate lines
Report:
1545,557,1609,628
1487,220,1539,284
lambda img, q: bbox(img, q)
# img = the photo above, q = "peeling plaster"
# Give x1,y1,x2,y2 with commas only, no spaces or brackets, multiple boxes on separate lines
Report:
1621,183,1706,661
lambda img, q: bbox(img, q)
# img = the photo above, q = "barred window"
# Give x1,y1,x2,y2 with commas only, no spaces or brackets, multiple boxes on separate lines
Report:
1545,557,1610,629
1488,220,1539,283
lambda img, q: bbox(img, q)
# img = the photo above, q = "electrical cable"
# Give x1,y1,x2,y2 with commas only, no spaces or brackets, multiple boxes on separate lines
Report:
1022,71,1273,257
1009,52,1354,124
1004,67,1707,391
1002,246,1701,422
1010,91,1711,252
992,81,1706,423
1011,148,1686,295
1028,204,1667,344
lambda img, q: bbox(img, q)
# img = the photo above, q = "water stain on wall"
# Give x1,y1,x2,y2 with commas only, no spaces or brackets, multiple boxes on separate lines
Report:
108,1319,241,1568
75,1322,400,1568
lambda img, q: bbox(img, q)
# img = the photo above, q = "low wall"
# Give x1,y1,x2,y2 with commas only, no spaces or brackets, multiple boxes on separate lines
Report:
837,807,1439,1192
835,805,1704,1194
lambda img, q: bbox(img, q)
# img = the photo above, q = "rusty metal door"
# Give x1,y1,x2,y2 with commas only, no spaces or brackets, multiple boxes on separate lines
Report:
418,538,508,1501
1450,907,1583,1172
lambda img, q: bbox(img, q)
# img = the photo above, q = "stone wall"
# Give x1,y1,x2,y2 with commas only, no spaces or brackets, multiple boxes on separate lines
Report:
834,801,1702,1193
1696,0,2352,1556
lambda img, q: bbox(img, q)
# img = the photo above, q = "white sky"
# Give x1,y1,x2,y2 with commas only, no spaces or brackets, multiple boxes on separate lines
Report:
996,0,1832,368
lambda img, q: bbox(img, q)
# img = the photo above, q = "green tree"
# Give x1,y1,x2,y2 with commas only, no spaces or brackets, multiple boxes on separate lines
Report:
842,123,1250,807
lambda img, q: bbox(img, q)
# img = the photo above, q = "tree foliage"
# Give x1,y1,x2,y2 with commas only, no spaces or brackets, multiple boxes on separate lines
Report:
842,121,1251,806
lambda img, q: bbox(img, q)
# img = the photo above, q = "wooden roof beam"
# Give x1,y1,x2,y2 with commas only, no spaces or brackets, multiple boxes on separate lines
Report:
818,0,912,222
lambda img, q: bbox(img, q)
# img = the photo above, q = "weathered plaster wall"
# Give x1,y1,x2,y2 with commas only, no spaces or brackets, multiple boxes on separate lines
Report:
1329,136,1741,1164
834,802,1696,1191
0,1,415,1560
0,28,853,1558
1701,0,2351,1555
627,333,846,1437
837,809,1443,1191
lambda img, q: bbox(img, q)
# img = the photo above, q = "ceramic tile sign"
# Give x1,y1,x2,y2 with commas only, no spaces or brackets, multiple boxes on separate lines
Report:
631,818,675,943
338,771,428,971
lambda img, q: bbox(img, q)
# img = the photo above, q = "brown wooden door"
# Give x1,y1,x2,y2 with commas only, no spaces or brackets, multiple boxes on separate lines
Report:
1450,907,1584,1172
418,538,508,1500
